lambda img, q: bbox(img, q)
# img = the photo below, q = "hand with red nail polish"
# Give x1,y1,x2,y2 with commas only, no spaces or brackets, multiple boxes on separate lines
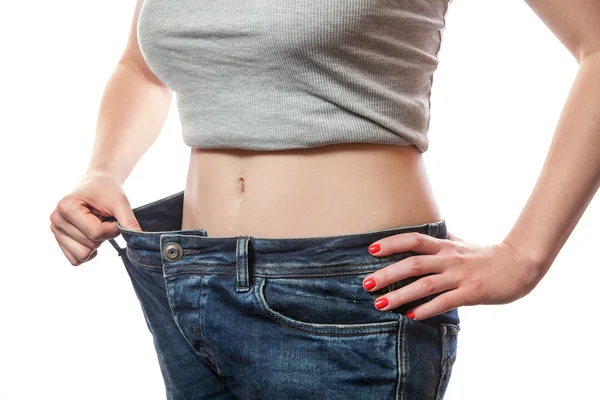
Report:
363,232,545,321
369,243,380,254
363,277,376,290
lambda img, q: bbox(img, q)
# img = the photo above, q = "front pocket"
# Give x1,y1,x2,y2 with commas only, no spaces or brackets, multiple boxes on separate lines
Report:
253,273,403,336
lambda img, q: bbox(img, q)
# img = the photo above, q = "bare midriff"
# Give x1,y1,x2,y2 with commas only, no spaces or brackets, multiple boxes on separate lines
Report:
181,143,442,238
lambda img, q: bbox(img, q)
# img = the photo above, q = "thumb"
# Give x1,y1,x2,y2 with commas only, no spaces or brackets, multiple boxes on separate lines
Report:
110,195,142,232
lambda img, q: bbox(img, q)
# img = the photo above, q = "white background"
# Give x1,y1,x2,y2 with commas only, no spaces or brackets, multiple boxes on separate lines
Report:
1,0,597,399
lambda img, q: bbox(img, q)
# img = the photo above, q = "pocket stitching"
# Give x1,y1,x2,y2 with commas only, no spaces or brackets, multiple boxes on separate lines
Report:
435,322,460,400
126,247,163,270
253,277,400,336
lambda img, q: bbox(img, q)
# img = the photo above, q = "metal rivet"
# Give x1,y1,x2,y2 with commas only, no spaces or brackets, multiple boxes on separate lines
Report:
441,325,447,335
162,242,183,262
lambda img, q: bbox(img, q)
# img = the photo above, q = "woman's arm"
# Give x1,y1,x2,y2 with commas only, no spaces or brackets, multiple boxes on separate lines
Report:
86,0,172,185
49,0,172,263
360,0,600,320
503,0,600,276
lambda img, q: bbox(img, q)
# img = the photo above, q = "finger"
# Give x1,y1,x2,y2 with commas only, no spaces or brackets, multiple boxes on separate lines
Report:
373,273,459,312
51,212,105,250
57,199,120,241
55,235,82,266
108,196,142,232
87,249,98,261
404,289,463,321
368,231,443,257
53,228,97,264
363,254,446,291
55,236,78,266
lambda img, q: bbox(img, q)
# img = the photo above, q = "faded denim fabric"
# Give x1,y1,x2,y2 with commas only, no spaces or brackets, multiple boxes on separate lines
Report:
107,190,460,399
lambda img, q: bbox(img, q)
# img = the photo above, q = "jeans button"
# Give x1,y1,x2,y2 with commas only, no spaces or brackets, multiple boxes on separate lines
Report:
441,325,447,335
162,242,183,262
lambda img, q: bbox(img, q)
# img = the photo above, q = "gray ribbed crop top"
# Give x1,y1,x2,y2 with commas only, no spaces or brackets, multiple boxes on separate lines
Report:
137,0,453,152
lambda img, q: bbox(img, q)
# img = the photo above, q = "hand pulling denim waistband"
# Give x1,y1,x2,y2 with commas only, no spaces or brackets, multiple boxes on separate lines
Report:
104,190,447,273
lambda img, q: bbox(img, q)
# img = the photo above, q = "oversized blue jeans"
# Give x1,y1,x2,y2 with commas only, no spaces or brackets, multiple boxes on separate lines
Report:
107,190,460,399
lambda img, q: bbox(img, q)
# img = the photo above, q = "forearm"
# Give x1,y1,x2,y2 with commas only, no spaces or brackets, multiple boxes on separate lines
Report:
503,52,600,277
85,62,173,184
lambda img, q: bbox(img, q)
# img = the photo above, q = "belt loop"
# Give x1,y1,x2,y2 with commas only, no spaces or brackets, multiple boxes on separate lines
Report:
108,238,127,257
438,219,447,240
426,222,439,238
236,236,251,292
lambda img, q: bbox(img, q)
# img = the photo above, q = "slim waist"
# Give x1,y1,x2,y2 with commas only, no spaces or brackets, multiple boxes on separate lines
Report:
108,190,447,277
184,143,438,238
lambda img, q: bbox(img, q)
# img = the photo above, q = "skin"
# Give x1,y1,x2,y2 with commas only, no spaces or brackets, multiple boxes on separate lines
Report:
50,0,600,323
364,0,600,320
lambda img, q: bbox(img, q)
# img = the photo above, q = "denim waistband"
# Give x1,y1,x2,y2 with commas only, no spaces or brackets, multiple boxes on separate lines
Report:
107,190,447,278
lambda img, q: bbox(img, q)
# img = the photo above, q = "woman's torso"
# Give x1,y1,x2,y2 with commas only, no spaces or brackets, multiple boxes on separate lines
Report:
141,0,452,237
181,143,441,238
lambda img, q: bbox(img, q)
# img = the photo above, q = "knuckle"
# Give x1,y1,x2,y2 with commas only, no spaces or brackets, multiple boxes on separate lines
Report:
49,211,61,227
73,248,92,263
471,280,486,304
59,247,80,267
449,251,466,264
87,230,101,242
419,277,435,293
65,253,80,266
379,267,392,283
49,221,57,235
446,270,462,287
120,215,139,228
436,294,454,311
410,232,425,246
409,257,423,273
57,195,76,215
74,254,90,264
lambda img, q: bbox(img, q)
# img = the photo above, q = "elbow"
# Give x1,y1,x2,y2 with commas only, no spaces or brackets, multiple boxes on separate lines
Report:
577,46,600,65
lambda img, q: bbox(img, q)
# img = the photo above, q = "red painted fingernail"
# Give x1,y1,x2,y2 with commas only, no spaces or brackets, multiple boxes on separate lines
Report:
375,297,389,309
406,311,415,319
369,244,381,254
363,278,376,290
